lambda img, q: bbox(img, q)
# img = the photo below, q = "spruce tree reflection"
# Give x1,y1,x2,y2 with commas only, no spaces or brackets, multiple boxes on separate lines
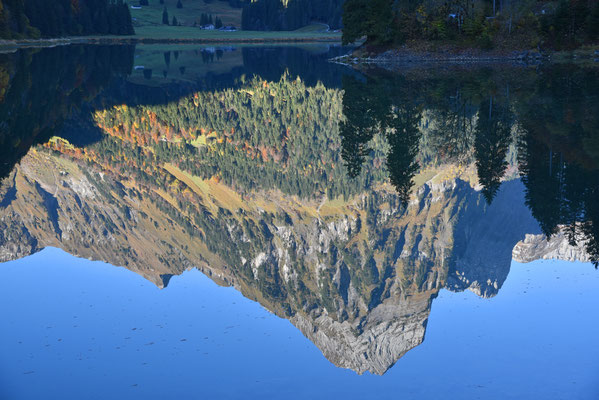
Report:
339,78,373,178
519,133,599,268
339,75,385,178
474,94,513,204
339,74,421,205
0,45,134,180
516,65,599,267
518,134,565,237
386,104,421,205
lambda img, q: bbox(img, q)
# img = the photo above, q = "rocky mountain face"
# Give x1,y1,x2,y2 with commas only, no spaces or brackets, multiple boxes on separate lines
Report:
513,232,592,264
0,148,590,375
445,179,541,298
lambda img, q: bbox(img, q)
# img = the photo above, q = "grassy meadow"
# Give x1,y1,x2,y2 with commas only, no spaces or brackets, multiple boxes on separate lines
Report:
131,0,242,28
125,0,340,42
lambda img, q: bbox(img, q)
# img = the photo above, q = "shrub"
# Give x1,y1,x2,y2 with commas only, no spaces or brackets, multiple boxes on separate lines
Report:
478,31,494,50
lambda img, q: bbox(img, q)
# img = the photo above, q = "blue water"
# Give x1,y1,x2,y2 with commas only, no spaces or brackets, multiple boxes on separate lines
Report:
1,247,598,399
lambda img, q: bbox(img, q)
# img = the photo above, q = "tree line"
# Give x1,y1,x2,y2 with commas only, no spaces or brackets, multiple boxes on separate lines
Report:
339,65,599,265
241,0,342,31
342,0,599,50
0,45,134,179
0,0,134,39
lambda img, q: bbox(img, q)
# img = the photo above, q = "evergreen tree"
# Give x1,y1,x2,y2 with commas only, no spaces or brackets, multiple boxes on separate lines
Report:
162,6,169,25
586,2,599,40
342,0,395,45
215,16,222,29
242,0,343,31
474,96,513,204
342,0,368,44
172,15,178,26
385,105,421,206
6,0,137,37
339,76,378,178
365,0,394,44
177,0,182,9
0,1,12,38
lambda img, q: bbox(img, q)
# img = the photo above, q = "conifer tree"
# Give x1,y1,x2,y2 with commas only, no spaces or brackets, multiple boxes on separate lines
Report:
162,6,169,25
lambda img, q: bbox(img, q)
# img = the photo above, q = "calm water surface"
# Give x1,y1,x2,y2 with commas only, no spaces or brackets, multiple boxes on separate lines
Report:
0,43,598,399
1,249,597,399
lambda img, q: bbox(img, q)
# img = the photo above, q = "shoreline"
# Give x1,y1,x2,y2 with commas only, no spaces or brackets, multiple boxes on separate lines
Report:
3,35,596,66
0,33,342,52
81,36,342,44
0,38,78,52
331,45,599,67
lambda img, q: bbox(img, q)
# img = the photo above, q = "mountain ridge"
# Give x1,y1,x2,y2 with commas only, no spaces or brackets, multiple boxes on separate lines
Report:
0,147,589,374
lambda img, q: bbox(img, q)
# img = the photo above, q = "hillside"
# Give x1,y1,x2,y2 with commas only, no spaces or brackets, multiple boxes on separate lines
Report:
126,0,340,42
0,117,588,374
343,0,599,54
241,0,343,31
1,56,597,372
0,0,133,39
0,0,342,42
131,0,243,29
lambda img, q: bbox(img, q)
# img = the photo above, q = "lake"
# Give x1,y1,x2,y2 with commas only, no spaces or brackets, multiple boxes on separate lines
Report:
0,43,598,399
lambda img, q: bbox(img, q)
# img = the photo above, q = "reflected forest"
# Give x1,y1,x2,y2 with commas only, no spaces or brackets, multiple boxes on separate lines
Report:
0,45,598,379
339,66,599,267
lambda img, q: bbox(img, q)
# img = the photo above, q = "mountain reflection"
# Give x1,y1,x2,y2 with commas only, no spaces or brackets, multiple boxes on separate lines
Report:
0,45,135,180
339,66,599,268
0,46,597,375
339,74,421,205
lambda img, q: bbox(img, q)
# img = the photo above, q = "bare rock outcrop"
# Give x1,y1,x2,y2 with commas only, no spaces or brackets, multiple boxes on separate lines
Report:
513,232,590,263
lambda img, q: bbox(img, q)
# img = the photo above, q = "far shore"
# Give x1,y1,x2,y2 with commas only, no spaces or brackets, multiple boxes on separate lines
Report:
332,41,599,67
0,26,342,52
3,29,596,67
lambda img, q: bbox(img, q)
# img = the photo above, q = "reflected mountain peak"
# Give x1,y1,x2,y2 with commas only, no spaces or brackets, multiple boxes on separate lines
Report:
1,147,590,374
0,46,597,375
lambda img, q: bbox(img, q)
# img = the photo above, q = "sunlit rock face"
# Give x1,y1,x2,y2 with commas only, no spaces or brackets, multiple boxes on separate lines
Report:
292,294,431,375
513,231,591,264
0,145,591,375
0,153,201,288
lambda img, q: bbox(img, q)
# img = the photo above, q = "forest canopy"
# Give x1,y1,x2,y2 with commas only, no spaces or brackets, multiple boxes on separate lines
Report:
342,0,599,50
241,0,343,30
0,0,134,39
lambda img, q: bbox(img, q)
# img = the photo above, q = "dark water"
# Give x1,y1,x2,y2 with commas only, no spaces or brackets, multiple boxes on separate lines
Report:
0,44,598,399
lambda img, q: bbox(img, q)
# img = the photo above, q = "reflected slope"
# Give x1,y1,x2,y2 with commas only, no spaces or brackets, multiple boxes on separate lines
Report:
0,52,597,375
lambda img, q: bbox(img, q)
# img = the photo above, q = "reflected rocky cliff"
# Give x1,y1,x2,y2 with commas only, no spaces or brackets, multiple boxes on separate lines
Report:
0,46,596,375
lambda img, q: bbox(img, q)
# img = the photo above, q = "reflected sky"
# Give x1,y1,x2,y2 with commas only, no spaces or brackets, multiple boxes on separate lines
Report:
1,248,597,399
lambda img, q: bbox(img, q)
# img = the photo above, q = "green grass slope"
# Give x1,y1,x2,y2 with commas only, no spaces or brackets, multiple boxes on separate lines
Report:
131,0,242,28
125,1,340,42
